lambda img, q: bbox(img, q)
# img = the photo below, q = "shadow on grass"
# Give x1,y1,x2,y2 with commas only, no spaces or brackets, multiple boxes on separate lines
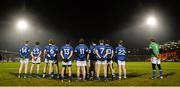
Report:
163,72,176,78
126,72,147,79
9,72,18,77
9,72,45,77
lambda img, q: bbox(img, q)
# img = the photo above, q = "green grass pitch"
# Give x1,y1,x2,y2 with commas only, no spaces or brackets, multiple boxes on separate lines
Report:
0,62,180,86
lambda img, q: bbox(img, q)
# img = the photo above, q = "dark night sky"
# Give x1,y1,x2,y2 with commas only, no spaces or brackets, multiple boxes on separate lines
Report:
0,0,180,51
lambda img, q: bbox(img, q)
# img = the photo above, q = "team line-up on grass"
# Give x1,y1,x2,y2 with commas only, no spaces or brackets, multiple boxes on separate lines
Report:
17,38,163,82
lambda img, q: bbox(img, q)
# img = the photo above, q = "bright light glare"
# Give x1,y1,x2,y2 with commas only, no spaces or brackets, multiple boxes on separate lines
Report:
146,16,157,26
16,20,28,30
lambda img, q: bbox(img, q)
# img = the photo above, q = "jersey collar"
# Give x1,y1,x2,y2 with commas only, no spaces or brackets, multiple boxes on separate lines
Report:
105,44,109,46
100,43,104,45
66,44,70,46
92,44,96,46
118,44,123,47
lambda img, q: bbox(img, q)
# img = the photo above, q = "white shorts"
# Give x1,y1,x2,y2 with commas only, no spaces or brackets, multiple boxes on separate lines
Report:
107,60,113,64
32,57,41,64
20,58,29,64
96,60,107,65
62,61,72,66
151,57,161,64
49,60,57,64
118,60,125,65
44,58,49,63
76,61,86,67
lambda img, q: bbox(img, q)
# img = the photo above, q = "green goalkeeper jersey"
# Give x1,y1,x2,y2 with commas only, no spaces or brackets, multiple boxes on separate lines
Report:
149,42,160,57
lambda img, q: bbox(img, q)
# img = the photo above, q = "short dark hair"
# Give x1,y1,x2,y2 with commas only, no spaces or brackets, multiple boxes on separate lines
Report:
52,40,55,45
66,40,70,44
105,40,110,44
119,40,123,44
48,39,53,44
35,42,40,45
99,39,104,43
25,41,29,44
150,38,156,42
79,38,84,44
91,40,96,44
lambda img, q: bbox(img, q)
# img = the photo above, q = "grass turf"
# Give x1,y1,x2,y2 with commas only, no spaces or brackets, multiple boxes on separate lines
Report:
0,62,180,86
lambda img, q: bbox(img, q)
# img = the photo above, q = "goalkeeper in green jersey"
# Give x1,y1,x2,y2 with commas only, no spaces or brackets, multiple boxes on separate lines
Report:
149,38,163,79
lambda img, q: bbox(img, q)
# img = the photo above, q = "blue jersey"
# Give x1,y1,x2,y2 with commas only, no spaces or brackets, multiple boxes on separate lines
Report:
61,44,73,59
32,45,41,57
47,45,58,60
115,45,126,61
105,44,113,59
89,44,97,61
74,44,89,61
19,45,31,58
95,44,107,60
44,44,51,59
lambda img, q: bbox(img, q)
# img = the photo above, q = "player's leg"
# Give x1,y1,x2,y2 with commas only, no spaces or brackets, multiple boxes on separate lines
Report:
152,63,156,79
122,61,126,79
118,60,122,80
92,61,95,78
43,59,48,77
68,61,72,82
95,61,97,77
109,62,115,78
30,63,34,78
37,63,40,79
157,59,163,79
88,60,92,78
43,63,47,77
103,61,108,81
89,61,95,80
96,60,101,81
76,61,81,81
85,66,88,80
51,63,55,78
81,66,86,81
48,61,53,79
56,60,60,78
107,63,109,78
61,65,65,82
151,57,157,79
24,59,29,78
18,59,24,78
68,65,72,82
83,60,87,81
77,66,80,80
54,62,59,79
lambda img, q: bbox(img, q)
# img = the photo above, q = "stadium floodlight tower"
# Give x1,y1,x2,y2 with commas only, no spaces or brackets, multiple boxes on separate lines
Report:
16,18,29,46
146,16,157,27
16,19,28,31
146,16,157,37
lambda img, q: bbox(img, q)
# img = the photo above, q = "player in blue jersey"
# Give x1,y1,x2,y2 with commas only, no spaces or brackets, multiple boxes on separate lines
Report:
95,40,108,81
74,38,90,81
51,41,60,79
18,41,31,78
115,40,127,80
43,39,53,78
88,40,97,80
60,40,73,82
47,40,59,79
105,40,116,80
29,42,42,79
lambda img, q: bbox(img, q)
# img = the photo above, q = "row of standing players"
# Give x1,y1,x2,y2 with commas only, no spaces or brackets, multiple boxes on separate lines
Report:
18,38,127,82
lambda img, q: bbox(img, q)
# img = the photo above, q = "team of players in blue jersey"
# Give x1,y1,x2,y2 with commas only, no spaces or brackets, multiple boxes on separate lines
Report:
17,38,128,82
